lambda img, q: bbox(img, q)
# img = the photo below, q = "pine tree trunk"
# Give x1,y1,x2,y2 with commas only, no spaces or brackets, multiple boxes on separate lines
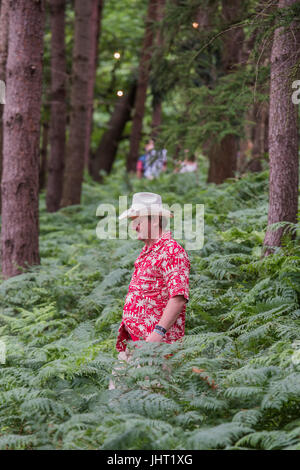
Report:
60,0,94,208
243,28,271,174
84,0,103,170
151,0,165,139
207,134,237,184
127,0,157,173
39,121,49,191
263,0,300,255
46,0,66,212
237,27,270,175
239,101,269,175
151,100,162,139
248,102,268,173
90,82,136,182
207,0,244,184
237,107,252,174
1,0,44,279
0,0,9,215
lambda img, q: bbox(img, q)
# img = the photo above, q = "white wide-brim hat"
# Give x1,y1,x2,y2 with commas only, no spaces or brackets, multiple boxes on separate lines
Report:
119,192,173,220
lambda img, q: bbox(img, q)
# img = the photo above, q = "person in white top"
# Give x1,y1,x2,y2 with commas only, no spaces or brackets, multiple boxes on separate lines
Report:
175,150,198,174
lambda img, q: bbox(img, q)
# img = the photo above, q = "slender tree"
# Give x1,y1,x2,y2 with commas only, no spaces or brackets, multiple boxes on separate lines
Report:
0,0,9,214
238,27,270,175
39,121,49,191
127,0,157,173
90,82,136,182
237,102,269,174
207,0,244,184
263,0,300,254
248,102,268,172
46,0,66,212
60,0,94,208
84,0,103,170
1,0,45,278
151,0,165,139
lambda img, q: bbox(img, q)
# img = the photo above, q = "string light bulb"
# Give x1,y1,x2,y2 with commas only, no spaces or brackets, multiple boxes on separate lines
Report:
192,22,199,29
114,52,121,59
117,90,123,97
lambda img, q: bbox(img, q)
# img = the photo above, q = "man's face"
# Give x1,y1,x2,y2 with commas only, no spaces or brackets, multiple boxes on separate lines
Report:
130,215,160,240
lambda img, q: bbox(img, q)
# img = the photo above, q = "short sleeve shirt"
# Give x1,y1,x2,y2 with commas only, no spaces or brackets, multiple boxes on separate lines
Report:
116,230,190,352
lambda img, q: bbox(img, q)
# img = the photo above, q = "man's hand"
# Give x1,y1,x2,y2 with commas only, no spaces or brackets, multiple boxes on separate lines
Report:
145,296,187,343
145,330,164,343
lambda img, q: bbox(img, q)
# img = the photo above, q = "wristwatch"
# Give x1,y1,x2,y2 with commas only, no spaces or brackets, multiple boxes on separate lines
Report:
154,324,167,336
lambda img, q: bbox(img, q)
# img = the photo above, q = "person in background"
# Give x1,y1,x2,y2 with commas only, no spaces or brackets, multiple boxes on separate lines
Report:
136,153,147,179
136,139,167,179
174,149,198,173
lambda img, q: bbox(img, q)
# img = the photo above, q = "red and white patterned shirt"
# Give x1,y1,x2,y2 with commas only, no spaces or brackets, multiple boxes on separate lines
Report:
116,230,190,352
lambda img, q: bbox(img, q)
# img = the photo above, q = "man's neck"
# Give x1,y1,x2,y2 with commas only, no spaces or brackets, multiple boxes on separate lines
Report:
144,229,163,248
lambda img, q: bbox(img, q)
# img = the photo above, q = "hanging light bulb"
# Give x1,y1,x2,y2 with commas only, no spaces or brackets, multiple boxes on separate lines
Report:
192,22,199,29
117,90,124,97
114,52,121,59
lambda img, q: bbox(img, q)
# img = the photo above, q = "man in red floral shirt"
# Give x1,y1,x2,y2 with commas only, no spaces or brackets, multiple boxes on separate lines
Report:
116,192,190,355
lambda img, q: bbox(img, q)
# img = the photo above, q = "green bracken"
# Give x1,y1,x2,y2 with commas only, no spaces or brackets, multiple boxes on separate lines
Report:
0,163,299,450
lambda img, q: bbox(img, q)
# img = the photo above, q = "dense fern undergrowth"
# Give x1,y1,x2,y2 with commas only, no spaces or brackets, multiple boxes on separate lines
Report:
0,161,300,450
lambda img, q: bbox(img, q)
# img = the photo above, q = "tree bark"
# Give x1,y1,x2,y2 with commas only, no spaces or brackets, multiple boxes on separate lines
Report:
90,82,136,182
248,102,268,172
1,0,44,279
84,0,103,170
237,108,252,174
151,100,162,139
0,0,9,214
46,0,66,212
127,0,157,173
151,0,165,139
207,0,244,184
60,0,94,208
263,0,300,255
39,121,49,191
238,27,271,175
207,134,238,184
238,101,269,174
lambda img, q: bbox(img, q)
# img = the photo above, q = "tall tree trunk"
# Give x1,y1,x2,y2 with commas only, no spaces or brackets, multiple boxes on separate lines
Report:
207,134,237,184
238,101,269,174
90,82,136,182
237,108,252,174
263,0,300,255
151,100,162,139
238,28,270,175
0,0,9,215
84,0,103,170
39,121,49,191
46,0,66,212
60,0,94,208
248,102,268,172
127,0,157,173
207,0,244,184
151,0,165,139
1,0,44,279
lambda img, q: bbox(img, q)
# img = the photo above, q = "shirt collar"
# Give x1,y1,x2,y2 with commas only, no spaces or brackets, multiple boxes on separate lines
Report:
141,230,172,255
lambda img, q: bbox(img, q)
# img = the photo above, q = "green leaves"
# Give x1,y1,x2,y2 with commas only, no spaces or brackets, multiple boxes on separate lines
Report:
186,423,254,450
0,167,299,449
